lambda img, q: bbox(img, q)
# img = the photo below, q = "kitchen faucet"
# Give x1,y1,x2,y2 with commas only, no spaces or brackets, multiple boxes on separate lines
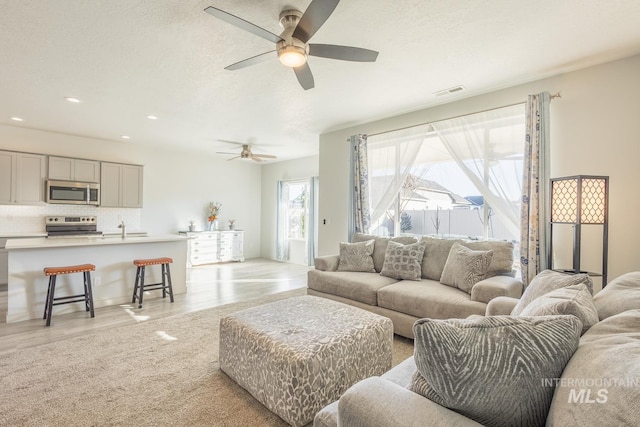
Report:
118,220,126,239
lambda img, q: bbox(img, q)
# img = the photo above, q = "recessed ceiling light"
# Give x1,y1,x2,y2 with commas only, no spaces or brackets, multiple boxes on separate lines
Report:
10,117,24,122
65,97,81,103
121,135,131,140
146,115,158,120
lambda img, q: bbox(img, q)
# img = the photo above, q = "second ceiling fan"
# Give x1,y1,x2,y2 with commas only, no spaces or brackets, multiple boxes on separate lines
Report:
204,0,378,90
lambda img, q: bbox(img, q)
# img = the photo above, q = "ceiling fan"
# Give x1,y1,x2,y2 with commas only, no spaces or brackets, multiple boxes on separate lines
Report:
216,144,277,163
204,0,378,90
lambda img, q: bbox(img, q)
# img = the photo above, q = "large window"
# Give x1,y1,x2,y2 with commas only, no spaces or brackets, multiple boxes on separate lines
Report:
367,104,525,246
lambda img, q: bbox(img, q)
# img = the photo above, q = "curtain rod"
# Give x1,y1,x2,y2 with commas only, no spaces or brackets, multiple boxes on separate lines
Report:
348,92,561,140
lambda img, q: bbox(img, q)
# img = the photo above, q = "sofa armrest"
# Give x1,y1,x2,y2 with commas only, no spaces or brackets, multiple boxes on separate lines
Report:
314,255,340,271
337,377,482,427
486,296,520,316
470,275,523,304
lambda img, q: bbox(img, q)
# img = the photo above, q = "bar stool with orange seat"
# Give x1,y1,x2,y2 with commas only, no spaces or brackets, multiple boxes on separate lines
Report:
43,263,96,327
132,257,174,308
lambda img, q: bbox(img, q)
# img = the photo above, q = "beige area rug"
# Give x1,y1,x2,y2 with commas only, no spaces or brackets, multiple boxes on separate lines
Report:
0,289,414,426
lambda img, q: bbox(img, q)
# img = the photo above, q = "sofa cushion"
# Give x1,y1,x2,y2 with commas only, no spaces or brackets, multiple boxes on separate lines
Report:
546,309,640,427
380,240,427,281
337,239,376,272
352,233,417,273
593,271,640,320
377,280,487,319
420,237,514,281
307,269,398,306
511,269,593,315
461,240,514,276
420,237,457,280
519,283,599,335
409,315,582,427
440,243,494,294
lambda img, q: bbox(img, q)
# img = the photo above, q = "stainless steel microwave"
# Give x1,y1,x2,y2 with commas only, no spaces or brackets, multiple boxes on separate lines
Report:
45,180,100,205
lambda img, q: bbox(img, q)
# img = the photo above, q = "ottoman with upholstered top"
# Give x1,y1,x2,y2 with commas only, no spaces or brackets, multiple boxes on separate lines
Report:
219,295,393,427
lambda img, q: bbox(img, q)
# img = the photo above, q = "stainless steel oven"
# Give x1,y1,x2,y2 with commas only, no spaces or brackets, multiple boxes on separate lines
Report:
45,180,100,205
45,216,102,237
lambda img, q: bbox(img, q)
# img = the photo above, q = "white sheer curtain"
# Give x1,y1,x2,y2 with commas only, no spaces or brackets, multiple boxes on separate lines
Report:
431,105,525,239
367,125,427,234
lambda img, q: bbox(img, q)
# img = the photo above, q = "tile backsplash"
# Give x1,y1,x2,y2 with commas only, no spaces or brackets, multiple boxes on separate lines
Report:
0,205,141,234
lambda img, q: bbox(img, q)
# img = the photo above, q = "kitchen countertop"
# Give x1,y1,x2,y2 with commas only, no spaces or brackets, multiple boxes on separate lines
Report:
0,232,48,238
5,234,188,250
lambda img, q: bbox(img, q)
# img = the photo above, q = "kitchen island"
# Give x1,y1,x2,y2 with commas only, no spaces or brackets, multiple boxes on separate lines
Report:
5,234,189,323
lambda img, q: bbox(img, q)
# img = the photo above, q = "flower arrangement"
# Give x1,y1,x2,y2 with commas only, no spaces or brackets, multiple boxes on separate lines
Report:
208,201,222,222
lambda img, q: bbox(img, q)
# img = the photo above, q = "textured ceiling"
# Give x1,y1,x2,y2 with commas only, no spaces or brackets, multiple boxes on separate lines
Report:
1,0,640,162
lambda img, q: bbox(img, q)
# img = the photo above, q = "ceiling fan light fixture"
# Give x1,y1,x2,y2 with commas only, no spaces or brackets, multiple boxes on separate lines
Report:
278,45,307,68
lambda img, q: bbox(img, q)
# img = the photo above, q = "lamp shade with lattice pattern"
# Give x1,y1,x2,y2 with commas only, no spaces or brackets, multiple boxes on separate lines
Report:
550,176,608,224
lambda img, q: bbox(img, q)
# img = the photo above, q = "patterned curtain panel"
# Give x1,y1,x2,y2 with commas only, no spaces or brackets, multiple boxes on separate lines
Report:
520,92,550,286
351,134,371,234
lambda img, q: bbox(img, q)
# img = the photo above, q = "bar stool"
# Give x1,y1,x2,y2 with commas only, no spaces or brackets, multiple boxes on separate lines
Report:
132,257,174,308
43,264,96,327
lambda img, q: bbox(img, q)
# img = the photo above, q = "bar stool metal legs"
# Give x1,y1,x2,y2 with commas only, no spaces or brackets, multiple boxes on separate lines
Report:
132,257,174,309
43,264,96,326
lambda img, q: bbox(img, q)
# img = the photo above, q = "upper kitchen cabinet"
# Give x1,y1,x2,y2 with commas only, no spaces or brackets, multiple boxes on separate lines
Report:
0,150,46,205
100,162,143,208
48,156,100,182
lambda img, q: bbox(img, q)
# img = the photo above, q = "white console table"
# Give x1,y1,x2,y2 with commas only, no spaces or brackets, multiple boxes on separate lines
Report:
182,231,244,266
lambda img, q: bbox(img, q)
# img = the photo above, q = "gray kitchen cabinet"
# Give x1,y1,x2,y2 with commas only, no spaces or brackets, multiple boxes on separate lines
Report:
0,150,46,205
100,162,143,208
48,156,100,182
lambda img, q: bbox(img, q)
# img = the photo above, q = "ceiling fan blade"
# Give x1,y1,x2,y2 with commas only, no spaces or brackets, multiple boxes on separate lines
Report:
216,151,237,155
226,156,241,161
204,6,283,44
216,139,244,146
309,44,378,62
252,153,277,159
294,62,314,90
225,50,276,71
250,155,264,162
292,0,340,43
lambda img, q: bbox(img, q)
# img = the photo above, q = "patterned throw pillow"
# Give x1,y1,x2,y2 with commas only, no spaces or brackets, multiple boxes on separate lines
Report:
408,315,582,427
336,239,376,272
519,283,599,335
380,240,427,281
440,242,494,294
511,269,593,316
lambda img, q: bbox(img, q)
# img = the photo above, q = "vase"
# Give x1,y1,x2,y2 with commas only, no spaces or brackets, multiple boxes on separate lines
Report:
208,219,219,231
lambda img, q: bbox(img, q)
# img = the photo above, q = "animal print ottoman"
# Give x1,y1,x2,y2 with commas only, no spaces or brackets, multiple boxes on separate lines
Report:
219,295,393,427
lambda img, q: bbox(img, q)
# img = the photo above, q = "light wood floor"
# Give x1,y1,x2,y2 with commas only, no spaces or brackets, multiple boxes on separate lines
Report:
0,258,311,355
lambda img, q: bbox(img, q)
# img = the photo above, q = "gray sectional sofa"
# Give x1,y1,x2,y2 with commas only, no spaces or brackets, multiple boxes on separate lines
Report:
314,271,640,427
307,233,523,338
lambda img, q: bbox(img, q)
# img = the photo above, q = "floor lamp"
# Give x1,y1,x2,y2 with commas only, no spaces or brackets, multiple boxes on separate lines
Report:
548,175,609,286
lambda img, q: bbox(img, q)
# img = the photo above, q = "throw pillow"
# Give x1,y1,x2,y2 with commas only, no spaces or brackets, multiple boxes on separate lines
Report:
593,271,640,320
511,269,593,316
519,283,599,335
336,239,376,272
408,315,582,427
380,240,427,281
352,233,417,273
440,242,494,294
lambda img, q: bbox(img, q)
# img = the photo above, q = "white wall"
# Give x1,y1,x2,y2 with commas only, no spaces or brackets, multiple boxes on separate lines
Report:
260,155,319,260
0,125,263,258
319,54,640,286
